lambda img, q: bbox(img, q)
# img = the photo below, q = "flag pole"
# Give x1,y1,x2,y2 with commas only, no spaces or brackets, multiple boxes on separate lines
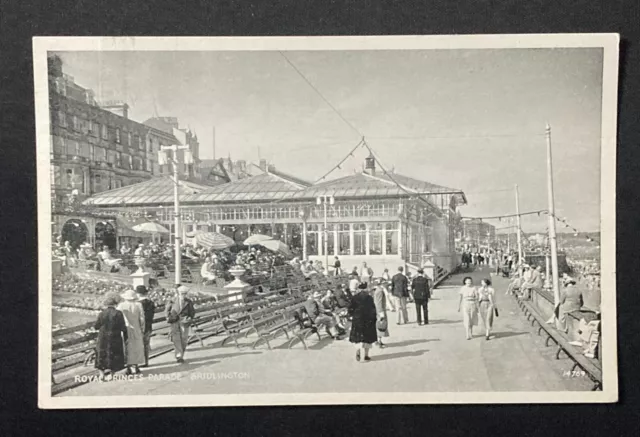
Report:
515,184,524,270
545,124,561,306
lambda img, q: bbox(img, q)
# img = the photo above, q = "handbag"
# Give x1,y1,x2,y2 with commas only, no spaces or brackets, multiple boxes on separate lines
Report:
376,318,388,332
494,308,499,317
167,310,180,324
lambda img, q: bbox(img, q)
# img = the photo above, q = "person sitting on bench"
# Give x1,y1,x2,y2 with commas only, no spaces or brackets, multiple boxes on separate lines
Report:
521,266,543,300
506,272,523,295
305,291,345,338
98,246,122,272
333,284,353,309
200,257,217,284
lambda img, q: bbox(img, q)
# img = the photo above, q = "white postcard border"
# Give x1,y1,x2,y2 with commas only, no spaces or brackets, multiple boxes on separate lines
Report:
34,34,619,409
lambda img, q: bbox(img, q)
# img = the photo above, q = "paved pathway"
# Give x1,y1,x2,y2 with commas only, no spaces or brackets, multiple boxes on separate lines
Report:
61,266,592,396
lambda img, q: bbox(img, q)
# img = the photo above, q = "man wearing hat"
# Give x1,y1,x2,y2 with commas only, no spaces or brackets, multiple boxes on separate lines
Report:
390,266,410,325
136,285,155,367
165,285,196,363
333,284,353,309
412,268,431,325
304,291,343,339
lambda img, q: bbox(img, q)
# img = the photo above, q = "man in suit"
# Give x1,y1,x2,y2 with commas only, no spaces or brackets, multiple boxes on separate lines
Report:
136,285,156,367
333,284,352,309
166,285,196,363
304,291,344,338
390,266,410,324
412,269,431,325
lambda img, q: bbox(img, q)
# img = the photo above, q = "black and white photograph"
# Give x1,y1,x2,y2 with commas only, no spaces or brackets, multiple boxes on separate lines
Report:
34,35,618,408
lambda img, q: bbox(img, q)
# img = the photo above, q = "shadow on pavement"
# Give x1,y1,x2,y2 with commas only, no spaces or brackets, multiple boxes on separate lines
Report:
385,338,440,348
428,319,460,325
491,331,530,339
370,349,429,362
308,336,339,350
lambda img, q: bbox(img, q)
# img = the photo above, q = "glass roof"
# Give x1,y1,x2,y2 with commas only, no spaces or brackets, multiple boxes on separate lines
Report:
85,177,212,206
84,170,466,207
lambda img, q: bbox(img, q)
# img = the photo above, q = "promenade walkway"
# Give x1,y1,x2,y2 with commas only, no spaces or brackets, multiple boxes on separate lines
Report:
61,266,593,396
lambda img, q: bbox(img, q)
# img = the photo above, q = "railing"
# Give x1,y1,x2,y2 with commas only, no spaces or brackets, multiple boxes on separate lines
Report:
51,293,223,394
51,154,92,163
93,160,114,169
409,252,422,265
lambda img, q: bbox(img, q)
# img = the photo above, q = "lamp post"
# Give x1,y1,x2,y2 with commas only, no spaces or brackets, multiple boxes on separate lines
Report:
159,144,192,285
316,194,334,272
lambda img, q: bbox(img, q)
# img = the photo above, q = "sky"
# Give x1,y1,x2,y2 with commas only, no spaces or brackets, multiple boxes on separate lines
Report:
55,48,604,232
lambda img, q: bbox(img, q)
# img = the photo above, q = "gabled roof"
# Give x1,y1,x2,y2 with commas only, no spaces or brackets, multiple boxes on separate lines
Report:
376,173,468,204
83,168,466,208
290,172,403,199
289,171,465,203
181,171,306,204
84,176,212,207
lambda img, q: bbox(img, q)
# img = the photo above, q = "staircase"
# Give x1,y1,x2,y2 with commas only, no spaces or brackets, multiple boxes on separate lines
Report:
405,261,450,287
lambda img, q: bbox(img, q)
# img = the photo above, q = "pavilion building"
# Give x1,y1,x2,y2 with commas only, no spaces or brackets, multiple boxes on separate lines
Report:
83,156,467,274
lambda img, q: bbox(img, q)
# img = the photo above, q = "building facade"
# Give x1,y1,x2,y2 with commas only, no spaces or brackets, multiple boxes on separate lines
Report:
142,117,202,179
48,55,154,202
85,157,467,274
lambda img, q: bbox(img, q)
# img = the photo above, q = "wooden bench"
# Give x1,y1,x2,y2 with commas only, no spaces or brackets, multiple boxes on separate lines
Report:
515,295,602,391
283,306,326,350
245,302,302,350
213,294,302,349
187,297,248,346
163,265,194,283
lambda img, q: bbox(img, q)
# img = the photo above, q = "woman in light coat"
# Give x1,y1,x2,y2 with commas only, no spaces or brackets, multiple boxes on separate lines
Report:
372,281,390,348
117,289,146,374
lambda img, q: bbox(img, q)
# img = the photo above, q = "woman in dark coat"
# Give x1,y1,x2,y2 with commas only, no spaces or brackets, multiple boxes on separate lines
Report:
94,292,127,381
348,283,378,362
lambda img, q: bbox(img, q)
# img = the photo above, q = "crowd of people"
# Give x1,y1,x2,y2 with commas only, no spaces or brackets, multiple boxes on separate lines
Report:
93,284,195,380
295,262,436,361
460,248,524,278
81,241,601,378
53,231,291,283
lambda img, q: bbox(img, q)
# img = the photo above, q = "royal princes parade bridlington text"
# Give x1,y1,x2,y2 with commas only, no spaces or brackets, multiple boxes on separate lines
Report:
34,35,618,409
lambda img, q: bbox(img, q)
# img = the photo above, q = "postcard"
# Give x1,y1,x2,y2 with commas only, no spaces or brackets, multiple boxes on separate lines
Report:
35,34,618,408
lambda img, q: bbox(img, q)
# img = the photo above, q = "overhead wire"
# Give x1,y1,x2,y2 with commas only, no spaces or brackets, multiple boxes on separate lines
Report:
462,210,548,221
313,138,365,184
361,139,448,218
279,51,363,138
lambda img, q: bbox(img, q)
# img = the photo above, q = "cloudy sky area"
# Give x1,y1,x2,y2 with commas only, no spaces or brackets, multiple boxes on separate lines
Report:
56,48,604,232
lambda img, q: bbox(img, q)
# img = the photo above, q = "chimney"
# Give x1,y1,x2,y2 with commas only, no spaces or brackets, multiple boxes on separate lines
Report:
237,160,246,173
48,55,63,78
259,159,267,172
364,152,376,175
100,101,129,119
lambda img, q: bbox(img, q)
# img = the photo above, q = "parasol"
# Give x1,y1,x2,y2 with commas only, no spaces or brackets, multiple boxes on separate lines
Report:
243,234,274,246
260,239,292,257
194,232,235,250
132,222,170,234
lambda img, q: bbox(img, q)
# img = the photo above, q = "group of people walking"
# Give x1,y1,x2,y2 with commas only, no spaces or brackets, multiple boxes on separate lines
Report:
458,277,497,340
93,284,195,381
302,264,434,362
92,262,509,375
